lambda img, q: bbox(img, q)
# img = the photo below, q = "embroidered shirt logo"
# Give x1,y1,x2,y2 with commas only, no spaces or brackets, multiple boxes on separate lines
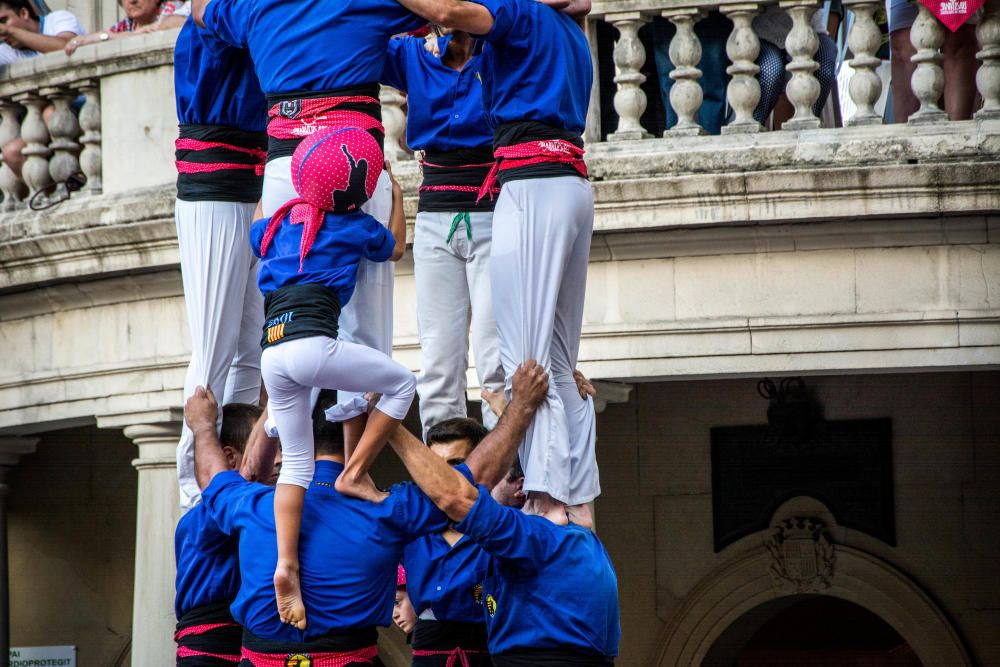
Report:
280,99,302,119
472,583,483,605
485,594,497,617
285,654,311,667
266,312,293,344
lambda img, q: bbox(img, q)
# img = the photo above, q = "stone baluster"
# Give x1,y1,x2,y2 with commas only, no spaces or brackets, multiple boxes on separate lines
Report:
607,13,652,141
42,86,82,197
975,0,1000,120
0,99,26,211
907,2,947,123
843,0,884,125
12,91,52,203
780,0,822,130
664,8,707,136
380,85,411,162
721,3,763,134
78,80,102,193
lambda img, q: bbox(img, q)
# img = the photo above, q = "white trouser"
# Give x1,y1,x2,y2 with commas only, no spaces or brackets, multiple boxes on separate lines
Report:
263,157,395,422
175,199,264,510
261,335,416,488
490,176,598,506
413,210,504,437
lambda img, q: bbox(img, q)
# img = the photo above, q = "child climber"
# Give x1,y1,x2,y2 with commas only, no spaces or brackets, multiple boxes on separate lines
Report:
250,125,414,630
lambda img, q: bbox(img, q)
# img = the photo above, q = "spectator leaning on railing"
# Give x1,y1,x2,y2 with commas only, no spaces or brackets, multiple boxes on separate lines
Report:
0,0,84,64
64,0,188,55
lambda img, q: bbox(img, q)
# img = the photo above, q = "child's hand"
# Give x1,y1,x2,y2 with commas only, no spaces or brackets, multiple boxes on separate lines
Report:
511,360,548,411
185,386,219,433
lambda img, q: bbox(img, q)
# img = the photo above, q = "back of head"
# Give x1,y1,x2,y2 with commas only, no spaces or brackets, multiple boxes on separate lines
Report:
220,403,263,453
291,126,383,212
426,417,489,449
312,389,345,456
0,0,39,20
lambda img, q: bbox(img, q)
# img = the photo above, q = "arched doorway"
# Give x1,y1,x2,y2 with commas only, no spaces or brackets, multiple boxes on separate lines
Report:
702,596,921,667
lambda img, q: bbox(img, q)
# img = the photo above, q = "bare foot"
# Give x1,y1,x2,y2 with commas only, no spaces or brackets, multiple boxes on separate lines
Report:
335,470,388,503
566,502,594,530
523,491,569,525
274,560,307,629
481,388,508,418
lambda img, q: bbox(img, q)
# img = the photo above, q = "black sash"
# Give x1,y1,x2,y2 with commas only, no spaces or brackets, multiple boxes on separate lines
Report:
492,648,614,667
419,146,496,213
176,601,242,666
261,284,341,349
265,84,383,161
240,627,382,667
492,121,584,186
176,124,267,203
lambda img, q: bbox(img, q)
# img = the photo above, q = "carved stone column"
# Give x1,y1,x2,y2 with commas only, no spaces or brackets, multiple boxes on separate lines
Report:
99,411,181,667
41,85,82,194
0,99,26,211
12,91,52,203
843,0,884,126
78,80,103,193
663,8,707,136
779,0,822,130
722,3,764,134
975,0,1000,120
380,85,411,162
0,439,37,663
607,13,652,141
907,2,947,124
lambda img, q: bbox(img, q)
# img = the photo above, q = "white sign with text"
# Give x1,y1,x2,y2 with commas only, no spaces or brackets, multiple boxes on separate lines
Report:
9,646,76,667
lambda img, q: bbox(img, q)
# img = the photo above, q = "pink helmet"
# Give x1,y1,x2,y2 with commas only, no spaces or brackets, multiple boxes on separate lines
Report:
291,126,383,212
397,564,407,588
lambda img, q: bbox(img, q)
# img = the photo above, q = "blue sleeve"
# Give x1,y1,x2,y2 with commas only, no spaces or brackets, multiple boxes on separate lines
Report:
382,38,409,92
249,218,266,259
364,218,395,263
467,0,523,44
454,485,560,570
390,482,451,541
202,0,250,48
201,470,262,536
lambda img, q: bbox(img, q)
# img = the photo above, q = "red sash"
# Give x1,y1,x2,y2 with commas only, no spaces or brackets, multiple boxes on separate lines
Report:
419,157,500,198
174,138,267,176
476,140,587,203
412,646,487,667
919,0,982,31
240,644,378,666
267,96,383,140
174,621,241,665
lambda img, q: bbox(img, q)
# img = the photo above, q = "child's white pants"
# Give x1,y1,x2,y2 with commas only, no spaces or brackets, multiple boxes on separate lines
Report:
261,335,415,488
174,199,264,510
489,176,599,506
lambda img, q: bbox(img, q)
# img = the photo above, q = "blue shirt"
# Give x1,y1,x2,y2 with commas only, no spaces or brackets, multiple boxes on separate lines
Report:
250,210,395,302
174,17,267,131
470,0,593,133
174,502,240,619
201,0,424,94
454,487,620,656
382,36,492,153
202,462,473,642
402,530,491,624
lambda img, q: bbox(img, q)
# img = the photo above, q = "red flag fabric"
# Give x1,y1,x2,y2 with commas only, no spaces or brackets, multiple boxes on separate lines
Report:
919,0,984,31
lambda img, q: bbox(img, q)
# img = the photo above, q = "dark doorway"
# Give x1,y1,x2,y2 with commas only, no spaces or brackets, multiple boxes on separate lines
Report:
704,596,922,667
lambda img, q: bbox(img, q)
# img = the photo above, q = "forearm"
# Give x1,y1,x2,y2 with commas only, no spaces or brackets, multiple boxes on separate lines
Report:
13,29,72,52
158,15,187,29
193,425,229,489
389,184,406,261
465,399,534,489
389,426,478,521
393,0,494,34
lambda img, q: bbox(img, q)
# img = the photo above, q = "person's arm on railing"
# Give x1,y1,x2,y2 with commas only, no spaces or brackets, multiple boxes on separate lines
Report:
0,25,76,53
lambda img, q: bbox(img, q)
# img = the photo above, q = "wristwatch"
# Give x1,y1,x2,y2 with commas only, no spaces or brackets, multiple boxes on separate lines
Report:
98,32,110,41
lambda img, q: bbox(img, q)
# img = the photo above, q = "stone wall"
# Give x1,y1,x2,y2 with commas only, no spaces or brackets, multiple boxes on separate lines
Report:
8,425,136,665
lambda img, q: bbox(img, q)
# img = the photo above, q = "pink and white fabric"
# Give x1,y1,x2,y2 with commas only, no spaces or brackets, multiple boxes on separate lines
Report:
920,0,983,30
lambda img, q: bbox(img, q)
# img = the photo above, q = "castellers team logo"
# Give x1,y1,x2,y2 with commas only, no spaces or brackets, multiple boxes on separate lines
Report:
285,654,311,667
472,583,483,605
485,594,497,617
280,99,302,119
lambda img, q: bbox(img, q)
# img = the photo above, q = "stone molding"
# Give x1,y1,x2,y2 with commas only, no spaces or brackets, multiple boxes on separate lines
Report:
654,539,973,666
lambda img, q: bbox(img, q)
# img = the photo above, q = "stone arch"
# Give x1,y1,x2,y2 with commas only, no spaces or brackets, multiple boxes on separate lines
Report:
653,541,971,667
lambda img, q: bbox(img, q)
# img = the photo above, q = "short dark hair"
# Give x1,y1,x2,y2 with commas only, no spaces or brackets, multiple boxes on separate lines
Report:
0,0,39,19
426,417,488,448
313,390,345,456
220,403,262,454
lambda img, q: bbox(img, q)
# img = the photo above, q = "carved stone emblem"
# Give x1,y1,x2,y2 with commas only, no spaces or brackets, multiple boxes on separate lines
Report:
766,517,835,593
